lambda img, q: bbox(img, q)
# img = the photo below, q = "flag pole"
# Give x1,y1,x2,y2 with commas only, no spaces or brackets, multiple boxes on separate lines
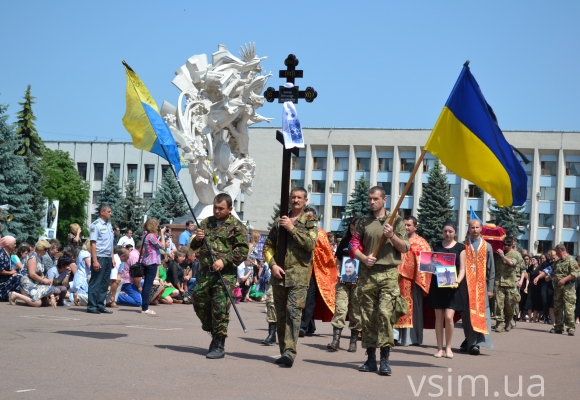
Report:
159,147,248,333
372,149,428,257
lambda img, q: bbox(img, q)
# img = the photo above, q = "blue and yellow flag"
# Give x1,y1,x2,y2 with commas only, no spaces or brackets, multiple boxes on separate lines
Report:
424,63,527,207
122,61,181,176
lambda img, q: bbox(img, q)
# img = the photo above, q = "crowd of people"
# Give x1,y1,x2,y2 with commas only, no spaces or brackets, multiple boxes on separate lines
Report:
1,187,579,376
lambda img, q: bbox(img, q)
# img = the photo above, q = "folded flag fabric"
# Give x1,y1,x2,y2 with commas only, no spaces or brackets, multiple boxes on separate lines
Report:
122,61,181,175
424,63,527,207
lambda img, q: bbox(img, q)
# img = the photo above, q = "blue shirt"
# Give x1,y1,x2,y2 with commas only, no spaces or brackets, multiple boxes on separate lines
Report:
46,266,68,285
178,230,192,246
72,250,91,294
89,217,114,257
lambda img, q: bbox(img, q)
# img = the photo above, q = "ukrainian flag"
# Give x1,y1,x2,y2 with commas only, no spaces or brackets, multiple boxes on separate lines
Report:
122,61,181,175
424,63,527,207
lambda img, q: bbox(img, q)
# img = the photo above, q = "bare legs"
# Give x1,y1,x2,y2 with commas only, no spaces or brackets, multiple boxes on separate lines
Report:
434,308,455,358
9,292,42,307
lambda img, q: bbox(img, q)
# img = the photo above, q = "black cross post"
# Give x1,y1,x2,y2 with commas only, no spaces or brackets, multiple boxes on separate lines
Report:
264,54,317,269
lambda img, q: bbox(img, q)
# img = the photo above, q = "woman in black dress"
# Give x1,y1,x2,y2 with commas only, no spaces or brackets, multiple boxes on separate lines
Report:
525,256,543,322
427,221,465,359
518,254,530,321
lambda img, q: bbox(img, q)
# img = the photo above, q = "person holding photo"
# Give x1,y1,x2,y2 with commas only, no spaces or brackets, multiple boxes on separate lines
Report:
341,259,358,283
427,220,465,359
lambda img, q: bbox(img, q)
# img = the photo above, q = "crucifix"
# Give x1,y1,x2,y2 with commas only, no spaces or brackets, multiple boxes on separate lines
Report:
266,54,317,269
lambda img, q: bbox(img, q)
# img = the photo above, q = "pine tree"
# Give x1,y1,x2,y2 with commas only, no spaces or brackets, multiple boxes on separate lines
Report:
488,202,527,239
117,178,145,238
417,159,453,247
97,171,122,226
41,148,90,243
267,203,281,230
0,101,39,243
340,176,371,235
147,170,188,222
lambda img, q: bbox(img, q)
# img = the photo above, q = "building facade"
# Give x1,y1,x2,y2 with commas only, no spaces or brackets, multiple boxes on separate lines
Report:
46,128,580,255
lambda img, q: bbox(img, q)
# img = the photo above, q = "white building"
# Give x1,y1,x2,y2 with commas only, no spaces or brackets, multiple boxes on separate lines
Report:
46,127,580,255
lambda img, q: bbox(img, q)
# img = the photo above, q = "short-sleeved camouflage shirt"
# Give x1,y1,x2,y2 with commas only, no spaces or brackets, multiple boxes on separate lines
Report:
495,249,518,287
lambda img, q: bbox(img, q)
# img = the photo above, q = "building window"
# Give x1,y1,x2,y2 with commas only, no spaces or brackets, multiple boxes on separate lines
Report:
143,192,153,199
332,206,345,219
92,191,100,204
399,182,414,196
161,164,171,177
127,164,138,181
566,162,580,176
468,184,483,198
565,187,580,202
400,158,415,172
446,167,454,174
378,158,393,172
563,241,577,255
539,186,556,201
291,179,305,190
467,210,481,222
291,156,305,170
398,208,413,218
312,157,326,170
110,163,120,180
144,165,155,182
451,210,459,222
563,214,579,229
356,158,370,171
537,240,552,255
519,240,528,251
527,186,532,200
449,184,461,198
523,160,533,176
334,157,349,170
93,163,104,181
378,182,392,196
312,180,325,193
332,181,347,194
538,213,554,228
422,159,435,173
77,163,87,180
540,161,557,176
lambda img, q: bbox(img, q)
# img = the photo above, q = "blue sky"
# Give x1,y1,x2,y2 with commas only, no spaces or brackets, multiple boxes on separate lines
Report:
1,1,579,142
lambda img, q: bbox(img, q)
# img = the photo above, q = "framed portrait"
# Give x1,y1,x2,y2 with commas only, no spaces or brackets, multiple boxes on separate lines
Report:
419,251,456,275
436,266,458,288
340,258,359,283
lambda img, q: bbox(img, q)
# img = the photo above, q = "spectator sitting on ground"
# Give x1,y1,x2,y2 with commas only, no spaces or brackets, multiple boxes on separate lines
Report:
42,239,60,273
10,240,56,307
46,251,74,306
237,255,256,302
169,251,187,299
11,242,31,274
158,254,182,304
117,230,135,249
117,240,142,307
107,246,129,307
181,247,200,292
1,236,21,302
70,239,91,306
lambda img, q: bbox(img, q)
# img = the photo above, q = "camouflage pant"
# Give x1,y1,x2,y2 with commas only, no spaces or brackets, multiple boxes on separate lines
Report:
554,285,576,332
272,284,308,360
357,266,399,349
494,286,517,324
331,282,361,331
513,288,521,320
266,282,276,324
192,272,236,338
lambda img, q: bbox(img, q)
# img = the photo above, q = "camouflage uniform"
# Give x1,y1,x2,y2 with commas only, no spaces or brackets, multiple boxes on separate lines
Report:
263,212,318,360
552,255,579,333
265,278,276,323
512,252,525,322
354,211,409,349
331,282,361,330
493,249,518,330
190,215,249,338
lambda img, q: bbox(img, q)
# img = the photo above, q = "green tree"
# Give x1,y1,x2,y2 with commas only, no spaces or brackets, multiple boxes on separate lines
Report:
97,171,122,225
417,159,453,247
40,148,90,243
0,101,40,243
147,170,188,223
488,202,527,240
117,178,145,238
340,176,371,235
268,202,281,230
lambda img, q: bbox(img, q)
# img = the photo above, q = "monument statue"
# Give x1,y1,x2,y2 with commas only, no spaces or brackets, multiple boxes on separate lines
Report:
160,43,272,220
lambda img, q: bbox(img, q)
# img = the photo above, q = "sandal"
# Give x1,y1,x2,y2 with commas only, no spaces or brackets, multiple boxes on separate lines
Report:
142,309,157,315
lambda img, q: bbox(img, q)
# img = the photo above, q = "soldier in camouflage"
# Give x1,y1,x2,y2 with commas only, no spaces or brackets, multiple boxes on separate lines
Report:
263,187,318,367
511,242,526,328
190,193,249,359
493,237,519,332
351,186,409,376
552,244,579,336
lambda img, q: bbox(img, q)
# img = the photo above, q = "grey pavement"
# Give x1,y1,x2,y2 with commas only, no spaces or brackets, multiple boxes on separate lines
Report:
1,301,578,399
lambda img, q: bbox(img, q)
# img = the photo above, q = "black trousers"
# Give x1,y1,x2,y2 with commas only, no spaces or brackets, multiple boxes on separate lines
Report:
300,276,318,334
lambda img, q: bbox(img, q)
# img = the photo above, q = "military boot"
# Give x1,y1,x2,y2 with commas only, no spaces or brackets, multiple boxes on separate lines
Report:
207,336,217,355
327,327,342,351
494,323,505,333
261,323,277,345
379,347,392,376
358,348,377,372
206,336,225,359
348,330,359,352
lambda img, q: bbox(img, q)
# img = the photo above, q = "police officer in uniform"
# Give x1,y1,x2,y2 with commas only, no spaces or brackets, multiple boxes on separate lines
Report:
87,203,115,314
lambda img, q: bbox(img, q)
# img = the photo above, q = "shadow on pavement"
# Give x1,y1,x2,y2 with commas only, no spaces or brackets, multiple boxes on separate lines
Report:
301,343,330,351
54,331,128,339
302,358,446,369
240,337,267,345
154,344,207,356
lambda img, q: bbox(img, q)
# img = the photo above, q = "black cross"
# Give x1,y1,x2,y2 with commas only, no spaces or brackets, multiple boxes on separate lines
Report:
264,54,318,104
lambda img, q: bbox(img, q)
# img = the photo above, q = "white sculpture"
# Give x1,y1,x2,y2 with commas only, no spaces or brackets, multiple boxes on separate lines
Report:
161,43,272,220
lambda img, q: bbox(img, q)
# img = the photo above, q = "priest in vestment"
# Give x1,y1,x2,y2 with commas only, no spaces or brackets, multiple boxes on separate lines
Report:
394,216,432,346
460,219,495,355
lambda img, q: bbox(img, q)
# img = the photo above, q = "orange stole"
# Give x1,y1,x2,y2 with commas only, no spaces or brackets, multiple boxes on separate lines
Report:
464,238,489,335
312,229,337,322
395,236,432,328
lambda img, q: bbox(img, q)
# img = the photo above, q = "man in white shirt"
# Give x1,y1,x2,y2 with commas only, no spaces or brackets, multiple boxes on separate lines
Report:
117,230,135,248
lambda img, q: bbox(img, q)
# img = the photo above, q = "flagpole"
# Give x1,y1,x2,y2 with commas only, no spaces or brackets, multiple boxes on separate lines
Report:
372,149,428,257
159,146,248,333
